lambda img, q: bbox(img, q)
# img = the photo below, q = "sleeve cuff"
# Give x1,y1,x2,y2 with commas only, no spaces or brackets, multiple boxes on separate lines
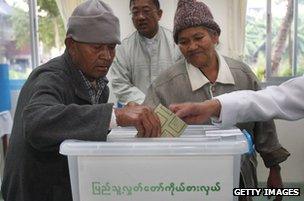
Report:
214,95,238,128
260,147,290,168
109,107,118,129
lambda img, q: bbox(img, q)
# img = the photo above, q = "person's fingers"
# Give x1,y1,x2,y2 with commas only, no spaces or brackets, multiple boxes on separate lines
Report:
175,108,191,119
147,110,161,137
151,108,162,137
140,108,153,138
182,116,194,124
266,181,272,200
169,104,180,113
135,121,145,137
174,104,196,119
169,103,188,114
126,101,140,107
182,116,204,125
142,118,153,138
143,107,161,138
153,111,161,137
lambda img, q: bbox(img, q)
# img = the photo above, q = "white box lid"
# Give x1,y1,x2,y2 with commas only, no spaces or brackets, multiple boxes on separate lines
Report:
60,126,250,156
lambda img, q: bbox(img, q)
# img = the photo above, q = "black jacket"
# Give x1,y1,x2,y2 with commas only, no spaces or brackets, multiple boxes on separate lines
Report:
1,51,113,201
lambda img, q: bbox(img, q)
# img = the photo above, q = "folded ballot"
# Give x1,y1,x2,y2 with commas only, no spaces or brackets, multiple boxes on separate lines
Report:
154,104,188,137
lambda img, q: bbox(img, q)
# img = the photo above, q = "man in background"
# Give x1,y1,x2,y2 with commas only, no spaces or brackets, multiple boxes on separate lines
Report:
109,0,181,105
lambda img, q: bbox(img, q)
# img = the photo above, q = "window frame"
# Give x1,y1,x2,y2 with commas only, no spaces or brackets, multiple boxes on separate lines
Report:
265,0,300,85
29,0,39,70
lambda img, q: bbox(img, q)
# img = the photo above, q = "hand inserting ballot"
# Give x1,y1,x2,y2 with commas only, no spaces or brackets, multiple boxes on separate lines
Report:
114,105,161,138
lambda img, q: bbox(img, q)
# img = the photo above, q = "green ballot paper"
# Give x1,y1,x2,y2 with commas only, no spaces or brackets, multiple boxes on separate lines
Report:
154,104,188,137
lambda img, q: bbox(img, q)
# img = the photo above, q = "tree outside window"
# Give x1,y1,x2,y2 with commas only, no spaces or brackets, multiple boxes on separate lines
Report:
0,0,65,80
245,0,304,81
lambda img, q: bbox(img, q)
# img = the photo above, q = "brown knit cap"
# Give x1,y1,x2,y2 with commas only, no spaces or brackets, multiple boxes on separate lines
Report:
173,0,221,44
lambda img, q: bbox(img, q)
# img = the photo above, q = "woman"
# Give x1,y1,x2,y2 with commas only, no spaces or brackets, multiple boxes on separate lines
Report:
143,1,289,201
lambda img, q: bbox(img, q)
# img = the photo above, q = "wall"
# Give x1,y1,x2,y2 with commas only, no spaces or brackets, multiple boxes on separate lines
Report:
101,0,230,55
257,119,304,183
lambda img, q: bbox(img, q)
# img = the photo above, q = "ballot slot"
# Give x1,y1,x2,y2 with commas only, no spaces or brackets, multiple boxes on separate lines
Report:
107,125,243,141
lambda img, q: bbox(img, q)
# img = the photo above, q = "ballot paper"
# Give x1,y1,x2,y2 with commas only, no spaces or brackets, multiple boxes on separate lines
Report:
154,104,188,137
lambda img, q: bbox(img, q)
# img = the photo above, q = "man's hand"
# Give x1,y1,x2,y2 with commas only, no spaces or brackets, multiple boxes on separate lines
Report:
126,101,140,107
169,99,221,124
267,165,283,201
114,105,161,137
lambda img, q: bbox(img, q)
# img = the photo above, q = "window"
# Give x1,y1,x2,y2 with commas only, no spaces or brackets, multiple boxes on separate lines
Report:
245,0,303,82
0,0,32,80
37,0,65,63
0,0,64,88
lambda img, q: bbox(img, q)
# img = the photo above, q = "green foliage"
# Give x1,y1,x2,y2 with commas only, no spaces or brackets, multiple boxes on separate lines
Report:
253,66,266,81
298,13,304,55
9,0,65,53
252,54,266,81
245,15,266,62
38,16,65,51
38,0,65,52
246,1,304,79
9,8,30,49
9,68,31,80
279,65,292,77
38,0,60,17
298,57,304,76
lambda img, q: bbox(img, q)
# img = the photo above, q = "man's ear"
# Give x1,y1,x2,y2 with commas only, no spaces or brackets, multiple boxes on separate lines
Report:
65,38,76,57
65,38,74,49
157,9,163,21
211,34,219,45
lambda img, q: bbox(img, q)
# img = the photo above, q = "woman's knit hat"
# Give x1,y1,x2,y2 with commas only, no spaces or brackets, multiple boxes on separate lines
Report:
173,0,221,43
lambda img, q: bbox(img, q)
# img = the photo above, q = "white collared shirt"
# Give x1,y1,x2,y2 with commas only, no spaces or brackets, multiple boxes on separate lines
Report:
110,26,182,104
186,51,235,97
214,76,304,128
142,33,158,56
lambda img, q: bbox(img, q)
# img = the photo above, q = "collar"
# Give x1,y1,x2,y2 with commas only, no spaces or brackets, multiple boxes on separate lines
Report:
78,70,109,89
78,70,109,90
138,27,160,44
186,51,235,91
78,70,108,104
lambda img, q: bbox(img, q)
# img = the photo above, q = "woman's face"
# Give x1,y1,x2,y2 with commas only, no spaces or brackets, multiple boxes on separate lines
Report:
177,26,219,68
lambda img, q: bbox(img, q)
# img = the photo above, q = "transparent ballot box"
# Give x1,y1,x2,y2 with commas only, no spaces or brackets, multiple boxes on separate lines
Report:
60,126,251,201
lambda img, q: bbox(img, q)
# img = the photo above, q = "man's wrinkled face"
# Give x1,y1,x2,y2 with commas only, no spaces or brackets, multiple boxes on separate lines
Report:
130,0,162,38
67,39,116,81
178,26,219,69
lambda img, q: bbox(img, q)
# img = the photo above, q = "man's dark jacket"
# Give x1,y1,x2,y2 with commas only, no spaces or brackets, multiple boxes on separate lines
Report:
1,51,113,201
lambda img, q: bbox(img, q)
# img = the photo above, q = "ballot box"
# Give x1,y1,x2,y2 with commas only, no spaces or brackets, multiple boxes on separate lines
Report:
60,126,251,201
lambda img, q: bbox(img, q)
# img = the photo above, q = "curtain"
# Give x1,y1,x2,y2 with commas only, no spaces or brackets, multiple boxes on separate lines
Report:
55,0,84,27
227,0,247,60
55,0,248,61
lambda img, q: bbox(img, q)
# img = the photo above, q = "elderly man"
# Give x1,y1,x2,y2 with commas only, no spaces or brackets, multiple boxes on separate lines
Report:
1,1,160,201
109,0,181,105
143,1,289,201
